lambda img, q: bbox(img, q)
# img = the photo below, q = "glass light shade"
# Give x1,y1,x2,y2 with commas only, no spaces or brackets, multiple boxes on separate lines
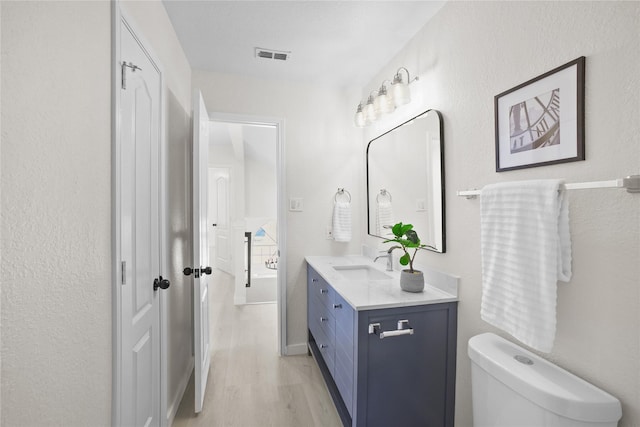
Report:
364,97,377,123
391,81,411,106
354,105,365,127
374,91,393,115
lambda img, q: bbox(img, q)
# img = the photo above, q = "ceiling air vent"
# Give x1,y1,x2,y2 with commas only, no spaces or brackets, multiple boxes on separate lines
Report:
255,47,290,61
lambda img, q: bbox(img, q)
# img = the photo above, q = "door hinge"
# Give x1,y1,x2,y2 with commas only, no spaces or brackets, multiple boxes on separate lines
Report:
121,261,126,285
121,61,142,90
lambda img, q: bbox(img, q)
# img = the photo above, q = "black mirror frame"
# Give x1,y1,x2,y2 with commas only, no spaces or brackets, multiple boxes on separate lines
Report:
365,109,446,253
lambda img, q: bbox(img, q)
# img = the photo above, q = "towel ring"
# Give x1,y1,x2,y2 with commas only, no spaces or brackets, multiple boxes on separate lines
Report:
376,189,392,203
335,188,351,203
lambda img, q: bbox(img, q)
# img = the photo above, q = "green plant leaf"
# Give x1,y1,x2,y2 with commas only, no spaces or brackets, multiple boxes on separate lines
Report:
400,223,414,236
399,253,410,265
391,222,404,237
405,229,419,244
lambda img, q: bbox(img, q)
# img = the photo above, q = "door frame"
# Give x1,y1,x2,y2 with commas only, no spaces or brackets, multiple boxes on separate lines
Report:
111,3,170,425
210,112,287,356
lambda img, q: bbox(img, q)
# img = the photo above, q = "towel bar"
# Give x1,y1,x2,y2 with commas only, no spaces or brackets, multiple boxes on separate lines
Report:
457,175,640,199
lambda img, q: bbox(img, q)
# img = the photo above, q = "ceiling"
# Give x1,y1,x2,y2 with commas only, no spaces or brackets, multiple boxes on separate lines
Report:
162,0,445,89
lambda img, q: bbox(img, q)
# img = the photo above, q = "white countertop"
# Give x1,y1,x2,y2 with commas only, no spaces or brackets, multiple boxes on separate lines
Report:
305,255,458,311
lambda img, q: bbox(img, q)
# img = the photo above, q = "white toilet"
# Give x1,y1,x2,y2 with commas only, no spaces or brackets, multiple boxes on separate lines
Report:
468,333,622,427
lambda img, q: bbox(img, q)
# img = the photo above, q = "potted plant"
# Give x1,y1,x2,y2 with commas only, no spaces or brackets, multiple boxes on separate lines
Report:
383,222,432,292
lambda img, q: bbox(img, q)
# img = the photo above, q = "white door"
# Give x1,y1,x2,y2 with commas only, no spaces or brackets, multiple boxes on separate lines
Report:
193,91,212,413
214,174,232,273
119,18,164,426
207,168,231,274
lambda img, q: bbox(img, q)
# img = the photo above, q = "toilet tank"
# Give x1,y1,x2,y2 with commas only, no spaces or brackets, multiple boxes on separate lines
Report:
468,333,622,427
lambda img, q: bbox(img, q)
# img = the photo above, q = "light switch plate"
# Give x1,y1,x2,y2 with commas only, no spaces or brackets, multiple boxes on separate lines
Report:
289,198,303,211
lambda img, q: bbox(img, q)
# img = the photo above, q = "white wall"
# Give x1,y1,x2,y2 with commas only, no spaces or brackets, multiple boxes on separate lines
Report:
1,0,193,424
193,70,363,351
244,145,277,220
361,2,640,426
119,0,193,423
1,2,112,424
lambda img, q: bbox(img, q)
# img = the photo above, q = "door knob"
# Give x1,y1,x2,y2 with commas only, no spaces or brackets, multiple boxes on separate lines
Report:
201,266,212,275
183,267,194,276
153,276,170,291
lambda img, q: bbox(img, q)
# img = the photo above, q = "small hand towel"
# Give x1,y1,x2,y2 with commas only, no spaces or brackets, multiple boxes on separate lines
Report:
376,200,394,236
480,179,572,353
332,201,352,242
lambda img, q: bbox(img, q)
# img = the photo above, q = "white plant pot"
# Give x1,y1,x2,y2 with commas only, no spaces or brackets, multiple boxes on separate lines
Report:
400,269,424,293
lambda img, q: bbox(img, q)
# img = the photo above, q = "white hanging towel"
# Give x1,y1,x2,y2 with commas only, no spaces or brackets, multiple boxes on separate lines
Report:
480,179,572,353
332,201,352,242
376,200,394,236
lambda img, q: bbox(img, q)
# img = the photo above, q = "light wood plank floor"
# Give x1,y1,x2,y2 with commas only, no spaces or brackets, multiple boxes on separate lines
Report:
172,270,342,427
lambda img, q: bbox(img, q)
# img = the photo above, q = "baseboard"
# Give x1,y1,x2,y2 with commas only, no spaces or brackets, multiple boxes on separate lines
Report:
286,342,309,356
165,357,194,426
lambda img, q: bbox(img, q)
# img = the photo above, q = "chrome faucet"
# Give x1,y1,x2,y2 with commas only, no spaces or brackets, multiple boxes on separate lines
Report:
374,247,397,271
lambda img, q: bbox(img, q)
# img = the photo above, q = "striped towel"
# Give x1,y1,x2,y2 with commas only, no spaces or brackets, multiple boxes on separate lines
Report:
332,201,352,242
376,200,394,236
480,179,572,353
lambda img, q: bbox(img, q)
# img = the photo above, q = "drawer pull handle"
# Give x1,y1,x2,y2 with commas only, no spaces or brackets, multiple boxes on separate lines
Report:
368,320,414,339
320,289,328,294
333,303,342,309
320,317,328,322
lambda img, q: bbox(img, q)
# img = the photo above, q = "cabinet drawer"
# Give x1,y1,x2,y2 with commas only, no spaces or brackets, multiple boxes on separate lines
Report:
315,296,336,340
308,270,335,310
307,296,323,342
312,322,334,375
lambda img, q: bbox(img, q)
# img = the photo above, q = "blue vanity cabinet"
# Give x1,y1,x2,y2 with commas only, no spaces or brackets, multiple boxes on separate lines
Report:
307,267,356,420
307,265,457,427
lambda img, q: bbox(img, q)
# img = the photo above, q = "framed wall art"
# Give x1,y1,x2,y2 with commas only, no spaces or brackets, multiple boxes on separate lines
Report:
495,56,585,172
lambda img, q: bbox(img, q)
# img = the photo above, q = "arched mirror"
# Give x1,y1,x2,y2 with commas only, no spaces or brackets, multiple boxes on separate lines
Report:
366,109,445,253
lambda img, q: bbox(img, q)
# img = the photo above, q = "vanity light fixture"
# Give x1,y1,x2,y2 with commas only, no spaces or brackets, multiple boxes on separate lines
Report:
354,67,419,128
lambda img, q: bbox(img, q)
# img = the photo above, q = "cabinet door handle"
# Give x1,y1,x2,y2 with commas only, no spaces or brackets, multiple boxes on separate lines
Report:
312,278,318,282
320,289,328,294
320,344,328,349
320,317,328,322
333,303,342,309
368,320,414,339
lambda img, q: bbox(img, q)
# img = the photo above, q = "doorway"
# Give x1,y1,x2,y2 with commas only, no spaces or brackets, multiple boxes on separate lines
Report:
208,113,286,355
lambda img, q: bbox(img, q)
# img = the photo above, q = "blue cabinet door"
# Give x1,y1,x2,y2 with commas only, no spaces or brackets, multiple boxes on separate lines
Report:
356,303,457,427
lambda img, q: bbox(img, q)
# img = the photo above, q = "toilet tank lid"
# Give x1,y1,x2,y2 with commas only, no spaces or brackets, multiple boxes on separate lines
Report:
468,333,622,423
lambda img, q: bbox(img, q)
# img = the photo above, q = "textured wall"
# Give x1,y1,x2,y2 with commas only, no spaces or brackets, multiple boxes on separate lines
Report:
193,70,363,352
1,1,112,424
361,2,640,426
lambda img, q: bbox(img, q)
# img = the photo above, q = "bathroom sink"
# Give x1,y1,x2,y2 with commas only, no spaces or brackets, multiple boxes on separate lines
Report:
333,265,392,281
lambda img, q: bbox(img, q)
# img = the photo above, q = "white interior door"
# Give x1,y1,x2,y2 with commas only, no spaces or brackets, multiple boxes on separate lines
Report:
119,18,163,426
214,175,232,273
193,90,212,413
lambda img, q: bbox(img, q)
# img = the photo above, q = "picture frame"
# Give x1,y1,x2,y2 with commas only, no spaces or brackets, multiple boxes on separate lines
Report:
495,56,585,172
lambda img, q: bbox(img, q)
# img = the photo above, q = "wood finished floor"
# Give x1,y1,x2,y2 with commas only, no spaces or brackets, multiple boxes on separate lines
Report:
172,270,342,427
